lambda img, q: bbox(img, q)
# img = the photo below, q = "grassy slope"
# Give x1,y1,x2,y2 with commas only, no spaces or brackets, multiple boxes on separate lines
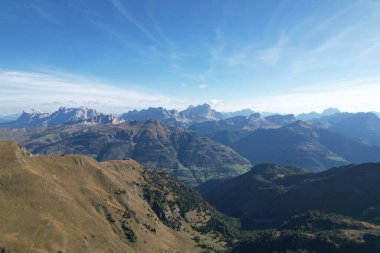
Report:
0,141,226,253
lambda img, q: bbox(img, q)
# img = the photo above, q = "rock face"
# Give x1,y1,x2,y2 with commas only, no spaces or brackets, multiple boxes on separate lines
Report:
0,141,228,253
0,121,251,186
0,107,121,128
121,104,224,127
179,104,224,123
121,107,184,126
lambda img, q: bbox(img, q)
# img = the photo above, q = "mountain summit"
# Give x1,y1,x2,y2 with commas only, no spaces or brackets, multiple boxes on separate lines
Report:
180,103,223,123
0,107,120,128
121,103,224,126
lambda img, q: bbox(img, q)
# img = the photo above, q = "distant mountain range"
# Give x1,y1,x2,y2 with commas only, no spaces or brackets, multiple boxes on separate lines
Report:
189,113,279,146
2,105,380,174
232,120,380,171
0,104,246,128
121,103,224,127
296,108,341,121
0,121,250,186
311,112,380,145
0,106,121,128
0,113,19,123
221,108,256,118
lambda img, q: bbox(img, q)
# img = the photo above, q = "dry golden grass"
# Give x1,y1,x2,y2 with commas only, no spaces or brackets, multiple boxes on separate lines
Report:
0,141,210,253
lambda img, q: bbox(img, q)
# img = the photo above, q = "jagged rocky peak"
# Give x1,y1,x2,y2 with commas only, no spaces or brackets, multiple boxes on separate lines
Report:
180,103,223,122
0,106,117,128
322,107,340,116
120,104,224,126
82,113,123,125
52,106,99,121
47,107,97,125
182,103,212,115
17,109,50,122
120,107,182,123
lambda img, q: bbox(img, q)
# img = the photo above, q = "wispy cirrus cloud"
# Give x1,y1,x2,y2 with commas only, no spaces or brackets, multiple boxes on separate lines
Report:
109,0,158,43
202,0,380,81
0,70,185,114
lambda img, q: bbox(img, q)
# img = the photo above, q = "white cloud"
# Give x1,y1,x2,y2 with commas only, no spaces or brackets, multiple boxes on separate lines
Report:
199,83,208,89
0,70,183,114
1,70,379,116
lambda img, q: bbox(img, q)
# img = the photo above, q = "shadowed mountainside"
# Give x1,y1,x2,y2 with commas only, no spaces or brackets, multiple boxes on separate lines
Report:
200,162,380,230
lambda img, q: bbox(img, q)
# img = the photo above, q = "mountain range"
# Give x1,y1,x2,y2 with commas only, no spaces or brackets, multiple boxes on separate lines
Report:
4,140,380,253
0,121,250,186
121,104,224,127
189,113,279,146
3,139,380,253
2,105,380,175
311,112,380,145
0,107,121,128
0,113,19,123
296,108,341,121
232,120,380,171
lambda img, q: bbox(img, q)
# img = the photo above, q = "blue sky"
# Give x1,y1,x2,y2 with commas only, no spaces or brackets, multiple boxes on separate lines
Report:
1,0,380,114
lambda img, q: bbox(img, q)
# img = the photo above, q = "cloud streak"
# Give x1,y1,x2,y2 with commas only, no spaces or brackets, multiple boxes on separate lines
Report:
0,70,183,114
1,70,379,115
109,0,158,43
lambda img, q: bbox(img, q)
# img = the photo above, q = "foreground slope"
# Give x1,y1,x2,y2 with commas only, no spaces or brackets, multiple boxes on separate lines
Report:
0,141,228,253
199,163,380,252
0,121,250,186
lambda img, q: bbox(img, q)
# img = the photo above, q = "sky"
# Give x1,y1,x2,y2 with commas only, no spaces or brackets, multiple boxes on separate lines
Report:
1,0,380,115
